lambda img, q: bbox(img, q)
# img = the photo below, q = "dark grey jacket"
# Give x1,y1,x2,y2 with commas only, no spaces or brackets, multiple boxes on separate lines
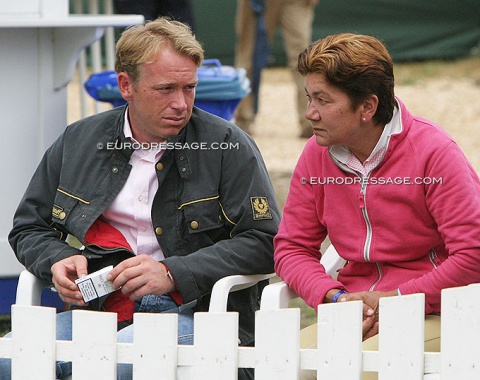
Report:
9,106,280,345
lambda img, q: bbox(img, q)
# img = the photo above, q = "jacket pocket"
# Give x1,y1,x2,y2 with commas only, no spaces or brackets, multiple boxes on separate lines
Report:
181,196,224,233
51,188,89,226
179,196,230,252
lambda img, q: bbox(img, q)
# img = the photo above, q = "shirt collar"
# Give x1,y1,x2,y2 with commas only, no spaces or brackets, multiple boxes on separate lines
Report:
123,107,133,140
123,107,164,161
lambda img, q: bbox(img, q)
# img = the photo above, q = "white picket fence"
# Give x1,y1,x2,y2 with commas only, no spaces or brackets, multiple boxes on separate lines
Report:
1,284,480,379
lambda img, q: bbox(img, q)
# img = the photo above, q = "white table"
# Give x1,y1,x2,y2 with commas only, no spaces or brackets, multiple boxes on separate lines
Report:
0,14,143,278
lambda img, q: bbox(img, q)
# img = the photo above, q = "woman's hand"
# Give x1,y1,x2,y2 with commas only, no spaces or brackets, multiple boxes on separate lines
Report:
343,290,398,340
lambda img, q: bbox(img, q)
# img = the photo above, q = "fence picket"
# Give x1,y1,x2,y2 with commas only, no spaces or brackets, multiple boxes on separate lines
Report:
316,300,363,379
378,293,425,380
133,313,178,379
255,308,300,379
441,283,480,379
11,305,56,379
4,286,480,379
71,309,118,379
193,312,239,380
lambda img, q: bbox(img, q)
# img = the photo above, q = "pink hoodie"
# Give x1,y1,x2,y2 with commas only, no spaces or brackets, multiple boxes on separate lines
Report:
274,98,480,314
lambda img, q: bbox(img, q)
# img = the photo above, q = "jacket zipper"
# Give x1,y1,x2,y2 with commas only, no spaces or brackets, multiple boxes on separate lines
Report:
359,176,383,290
429,248,438,269
359,177,373,262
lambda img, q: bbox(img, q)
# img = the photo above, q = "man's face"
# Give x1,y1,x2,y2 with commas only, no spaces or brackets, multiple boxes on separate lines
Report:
118,48,198,143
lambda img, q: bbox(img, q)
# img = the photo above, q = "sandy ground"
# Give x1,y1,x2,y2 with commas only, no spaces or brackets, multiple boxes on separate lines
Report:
255,69,480,171
68,67,480,210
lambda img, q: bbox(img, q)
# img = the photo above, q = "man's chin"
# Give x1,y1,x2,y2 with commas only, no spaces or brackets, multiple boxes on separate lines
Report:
163,125,186,137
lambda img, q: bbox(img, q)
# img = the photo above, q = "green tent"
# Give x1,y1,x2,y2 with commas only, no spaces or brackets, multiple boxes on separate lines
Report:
194,0,480,65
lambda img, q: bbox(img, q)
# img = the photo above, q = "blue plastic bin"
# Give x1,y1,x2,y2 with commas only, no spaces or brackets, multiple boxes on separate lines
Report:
84,59,250,120
0,277,64,315
194,59,250,120
84,71,126,107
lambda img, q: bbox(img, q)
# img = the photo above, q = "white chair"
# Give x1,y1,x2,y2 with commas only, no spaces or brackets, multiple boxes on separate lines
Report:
15,269,52,307
260,244,345,310
16,269,275,312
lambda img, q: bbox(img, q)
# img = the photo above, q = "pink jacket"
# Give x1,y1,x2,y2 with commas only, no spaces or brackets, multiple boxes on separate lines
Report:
274,98,480,314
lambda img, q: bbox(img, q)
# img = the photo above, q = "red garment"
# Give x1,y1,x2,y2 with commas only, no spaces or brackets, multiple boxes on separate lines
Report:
84,219,182,324
84,219,135,323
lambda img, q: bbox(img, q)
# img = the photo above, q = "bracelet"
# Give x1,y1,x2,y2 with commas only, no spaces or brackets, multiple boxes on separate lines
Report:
332,289,348,303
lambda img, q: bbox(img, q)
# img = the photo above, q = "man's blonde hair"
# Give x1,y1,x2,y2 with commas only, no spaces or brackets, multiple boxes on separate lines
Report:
115,17,204,84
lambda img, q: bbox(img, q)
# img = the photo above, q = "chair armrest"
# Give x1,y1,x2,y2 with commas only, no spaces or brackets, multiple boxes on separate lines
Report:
260,280,298,310
321,244,346,280
15,269,51,306
259,244,346,311
208,273,276,312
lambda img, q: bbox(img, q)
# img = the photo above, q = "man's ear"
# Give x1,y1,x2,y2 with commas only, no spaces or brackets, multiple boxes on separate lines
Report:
117,72,133,101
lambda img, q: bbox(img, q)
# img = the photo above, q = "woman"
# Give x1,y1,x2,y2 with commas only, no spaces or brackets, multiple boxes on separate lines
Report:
273,33,480,379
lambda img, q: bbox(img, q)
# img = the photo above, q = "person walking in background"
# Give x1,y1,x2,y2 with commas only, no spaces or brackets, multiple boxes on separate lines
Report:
0,17,279,380
234,0,269,135
273,33,480,380
234,0,318,137
114,0,196,31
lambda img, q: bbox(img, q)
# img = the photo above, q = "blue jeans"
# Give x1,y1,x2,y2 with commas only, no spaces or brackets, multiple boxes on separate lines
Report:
0,295,194,379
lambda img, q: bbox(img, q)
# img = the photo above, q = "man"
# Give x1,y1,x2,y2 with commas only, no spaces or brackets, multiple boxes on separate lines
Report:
6,18,279,379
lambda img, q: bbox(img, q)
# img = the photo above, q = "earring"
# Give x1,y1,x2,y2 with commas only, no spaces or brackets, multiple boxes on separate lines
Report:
362,117,366,122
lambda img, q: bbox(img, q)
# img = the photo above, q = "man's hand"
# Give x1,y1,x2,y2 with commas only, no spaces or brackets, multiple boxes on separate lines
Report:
51,255,88,306
107,254,175,300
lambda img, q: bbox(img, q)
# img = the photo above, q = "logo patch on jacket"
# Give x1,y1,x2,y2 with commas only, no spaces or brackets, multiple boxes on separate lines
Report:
250,197,272,220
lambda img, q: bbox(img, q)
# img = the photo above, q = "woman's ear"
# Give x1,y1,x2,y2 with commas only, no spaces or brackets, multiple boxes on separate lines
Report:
361,94,379,122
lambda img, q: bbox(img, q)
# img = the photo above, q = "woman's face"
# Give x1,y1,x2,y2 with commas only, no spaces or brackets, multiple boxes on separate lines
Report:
304,73,365,148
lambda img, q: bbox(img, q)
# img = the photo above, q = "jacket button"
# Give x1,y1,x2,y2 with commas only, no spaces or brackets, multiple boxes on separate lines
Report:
190,221,199,229
156,163,164,171
59,211,66,220
112,167,118,173
155,227,163,236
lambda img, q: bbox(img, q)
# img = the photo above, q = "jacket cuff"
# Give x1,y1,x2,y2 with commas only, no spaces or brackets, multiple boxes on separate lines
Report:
160,262,183,305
